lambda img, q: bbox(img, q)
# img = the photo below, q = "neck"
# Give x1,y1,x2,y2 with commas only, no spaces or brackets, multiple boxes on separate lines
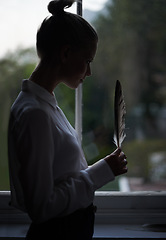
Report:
29,60,60,94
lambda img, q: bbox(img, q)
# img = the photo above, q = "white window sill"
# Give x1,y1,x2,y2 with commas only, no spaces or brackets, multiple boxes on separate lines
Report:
0,191,166,239
94,224,166,239
0,223,166,239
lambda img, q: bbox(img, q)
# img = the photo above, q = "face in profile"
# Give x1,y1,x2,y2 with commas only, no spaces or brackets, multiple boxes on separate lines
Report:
60,41,98,89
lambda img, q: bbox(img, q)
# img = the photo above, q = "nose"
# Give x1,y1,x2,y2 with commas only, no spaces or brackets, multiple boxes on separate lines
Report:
86,64,92,77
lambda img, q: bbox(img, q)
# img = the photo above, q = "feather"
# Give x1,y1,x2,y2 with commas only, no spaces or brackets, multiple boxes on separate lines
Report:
113,80,126,148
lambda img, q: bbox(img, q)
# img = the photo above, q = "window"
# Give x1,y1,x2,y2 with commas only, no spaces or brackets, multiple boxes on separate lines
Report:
0,0,166,238
1,0,166,192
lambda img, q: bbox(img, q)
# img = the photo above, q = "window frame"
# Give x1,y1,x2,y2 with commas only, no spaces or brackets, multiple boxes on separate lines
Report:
75,0,83,143
1,191,166,225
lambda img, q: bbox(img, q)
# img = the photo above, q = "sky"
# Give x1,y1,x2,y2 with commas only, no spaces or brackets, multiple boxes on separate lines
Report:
0,0,108,58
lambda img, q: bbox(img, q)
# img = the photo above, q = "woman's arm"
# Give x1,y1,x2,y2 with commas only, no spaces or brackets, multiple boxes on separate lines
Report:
12,109,124,223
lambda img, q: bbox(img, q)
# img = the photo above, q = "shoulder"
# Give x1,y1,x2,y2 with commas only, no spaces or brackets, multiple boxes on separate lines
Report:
11,91,39,113
10,91,50,125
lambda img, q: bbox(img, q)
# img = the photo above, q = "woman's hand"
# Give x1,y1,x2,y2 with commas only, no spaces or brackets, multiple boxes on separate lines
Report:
104,148,128,176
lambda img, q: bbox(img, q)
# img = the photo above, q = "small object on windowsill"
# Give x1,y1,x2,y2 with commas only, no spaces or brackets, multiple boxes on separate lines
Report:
142,224,166,232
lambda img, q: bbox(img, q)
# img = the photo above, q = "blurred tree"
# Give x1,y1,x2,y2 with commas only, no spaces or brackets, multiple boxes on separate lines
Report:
95,0,166,104
90,0,166,139
0,48,37,189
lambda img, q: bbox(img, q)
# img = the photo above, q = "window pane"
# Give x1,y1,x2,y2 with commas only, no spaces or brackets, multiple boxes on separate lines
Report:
83,0,166,191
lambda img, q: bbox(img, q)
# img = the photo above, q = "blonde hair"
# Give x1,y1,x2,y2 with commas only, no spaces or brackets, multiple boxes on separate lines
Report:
37,0,98,59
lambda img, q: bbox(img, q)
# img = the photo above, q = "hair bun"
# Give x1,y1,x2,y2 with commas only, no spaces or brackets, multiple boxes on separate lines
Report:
48,0,75,16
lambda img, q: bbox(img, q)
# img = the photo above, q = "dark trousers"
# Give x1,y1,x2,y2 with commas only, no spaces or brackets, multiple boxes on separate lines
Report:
26,204,96,240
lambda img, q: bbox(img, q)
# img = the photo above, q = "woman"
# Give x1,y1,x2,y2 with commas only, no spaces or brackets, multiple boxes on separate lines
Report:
8,0,128,239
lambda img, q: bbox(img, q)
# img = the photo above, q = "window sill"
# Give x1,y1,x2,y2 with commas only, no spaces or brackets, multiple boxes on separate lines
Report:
94,224,166,239
94,191,166,225
0,191,166,239
0,224,166,239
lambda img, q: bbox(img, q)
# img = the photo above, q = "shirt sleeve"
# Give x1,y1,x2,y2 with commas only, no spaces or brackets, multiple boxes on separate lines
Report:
15,109,114,223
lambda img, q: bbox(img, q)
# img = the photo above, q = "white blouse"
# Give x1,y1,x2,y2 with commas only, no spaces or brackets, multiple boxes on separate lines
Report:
8,80,114,223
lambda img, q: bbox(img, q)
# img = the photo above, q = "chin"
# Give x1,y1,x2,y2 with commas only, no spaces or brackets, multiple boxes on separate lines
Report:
64,78,83,89
64,82,79,89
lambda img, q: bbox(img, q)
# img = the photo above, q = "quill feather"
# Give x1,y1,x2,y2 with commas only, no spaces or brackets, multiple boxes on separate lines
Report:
113,80,126,148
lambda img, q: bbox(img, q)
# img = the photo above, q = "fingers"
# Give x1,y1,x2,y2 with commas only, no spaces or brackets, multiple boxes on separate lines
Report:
119,151,125,159
118,151,128,173
120,158,128,167
116,159,128,175
105,148,128,177
113,148,127,159
122,165,128,174
113,147,121,156
114,148,127,164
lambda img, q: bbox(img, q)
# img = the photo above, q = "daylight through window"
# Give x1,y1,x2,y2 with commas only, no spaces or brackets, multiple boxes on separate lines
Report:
0,0,166,192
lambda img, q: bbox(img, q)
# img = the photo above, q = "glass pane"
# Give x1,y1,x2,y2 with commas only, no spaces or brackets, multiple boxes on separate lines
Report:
83,0,166,191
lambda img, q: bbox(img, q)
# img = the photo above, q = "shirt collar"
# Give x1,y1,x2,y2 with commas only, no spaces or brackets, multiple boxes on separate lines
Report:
22,79,58,110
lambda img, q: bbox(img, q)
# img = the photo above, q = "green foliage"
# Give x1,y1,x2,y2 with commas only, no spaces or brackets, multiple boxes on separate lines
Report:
123,139,166,180
93,0,166,111
0,48,37,190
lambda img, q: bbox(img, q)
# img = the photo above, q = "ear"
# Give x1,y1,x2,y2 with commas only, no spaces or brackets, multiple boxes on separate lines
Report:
60,45,72,63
